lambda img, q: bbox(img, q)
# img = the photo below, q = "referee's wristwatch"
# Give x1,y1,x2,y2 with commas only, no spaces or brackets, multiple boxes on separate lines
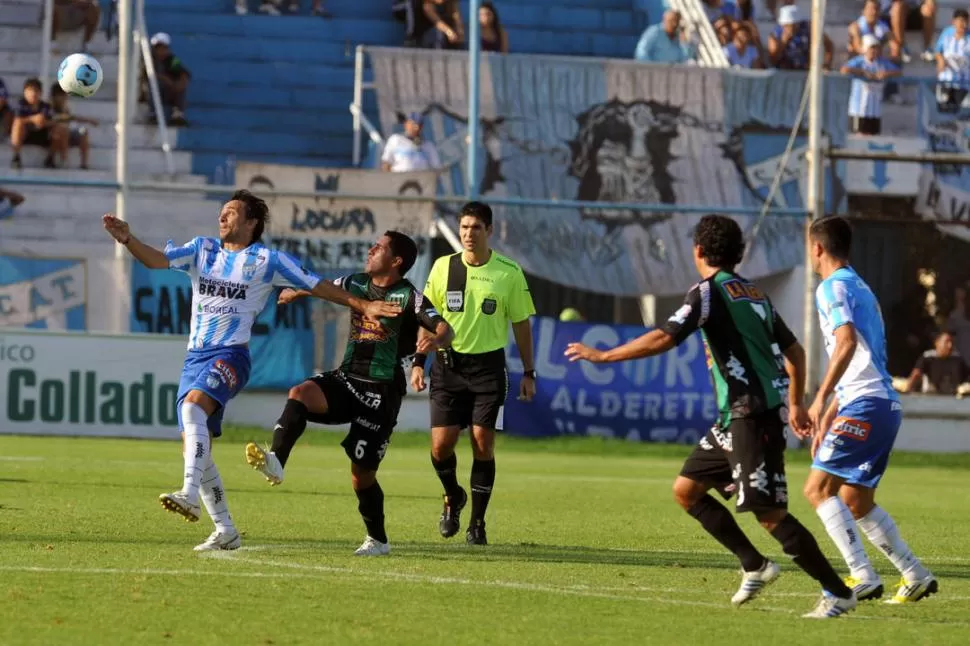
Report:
523,369,537,380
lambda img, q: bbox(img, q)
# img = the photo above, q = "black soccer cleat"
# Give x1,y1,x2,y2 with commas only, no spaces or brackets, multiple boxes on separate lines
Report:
466,519,487,546
439,487,467,538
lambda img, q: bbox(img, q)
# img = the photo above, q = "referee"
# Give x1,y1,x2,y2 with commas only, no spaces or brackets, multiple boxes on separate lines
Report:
411,201,536,545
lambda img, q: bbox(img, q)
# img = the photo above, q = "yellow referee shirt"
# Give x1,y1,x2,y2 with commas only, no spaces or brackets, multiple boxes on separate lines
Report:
424,251,536,355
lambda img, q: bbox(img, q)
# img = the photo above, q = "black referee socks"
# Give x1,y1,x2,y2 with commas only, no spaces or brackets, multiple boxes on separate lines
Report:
271,398,308,468
470,458,496,524
431,453,463,499
355,481,387,544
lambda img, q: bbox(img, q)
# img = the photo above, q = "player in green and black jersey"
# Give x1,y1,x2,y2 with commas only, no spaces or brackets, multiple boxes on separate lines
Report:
245,231,453,556
565,215,855,614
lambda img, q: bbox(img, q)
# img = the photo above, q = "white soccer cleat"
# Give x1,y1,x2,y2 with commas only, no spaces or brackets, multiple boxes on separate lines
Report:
194,530,242,552
884,574,939,604
845,575,884,601
354,536,390,557
245,442,284,486
731,559,781,606
802,591,857,618
159,491,201,523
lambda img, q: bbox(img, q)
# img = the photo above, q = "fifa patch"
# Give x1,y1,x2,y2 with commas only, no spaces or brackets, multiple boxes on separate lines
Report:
831,416,871,441
481,298,497,315
721,278,765,303
446,290,463,312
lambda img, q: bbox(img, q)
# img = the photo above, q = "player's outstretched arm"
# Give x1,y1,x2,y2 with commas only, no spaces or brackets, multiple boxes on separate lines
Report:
565,329,675,364
102,213,168,269
278,288,311,305
307,280,402,320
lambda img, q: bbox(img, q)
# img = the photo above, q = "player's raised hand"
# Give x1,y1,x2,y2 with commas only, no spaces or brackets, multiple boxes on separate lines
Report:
102,213,130,244
363,300,402,322
564,342,605,363
410,364,427,392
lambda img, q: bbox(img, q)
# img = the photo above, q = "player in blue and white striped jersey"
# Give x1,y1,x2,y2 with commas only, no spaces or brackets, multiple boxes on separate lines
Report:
849,1,900,59
798,217,937,615
103,190,401,551
935,9,970,111
841,35,901,136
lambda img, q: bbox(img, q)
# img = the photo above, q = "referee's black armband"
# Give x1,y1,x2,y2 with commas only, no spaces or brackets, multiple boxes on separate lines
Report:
413,353,428,367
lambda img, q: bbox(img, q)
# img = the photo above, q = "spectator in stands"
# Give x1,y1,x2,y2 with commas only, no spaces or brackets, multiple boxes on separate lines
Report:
934,9,970,112
702,0,740,24
724,20,763,69
842,35,901,136
0,187,25,220
764,0,794,20
143,33,190,126
50,0,101,53
240,0,331,16
715,19,733,47
882,0,937,62
768,5,833,71
9,78,66,170
479,2,508,54
634,10,694,64
946,286,970,367
736,0,755,21
849,0,901,60
381,112,441,172
51,85,97,170
412,0,464,50
0,78,11,138
904,331,969,395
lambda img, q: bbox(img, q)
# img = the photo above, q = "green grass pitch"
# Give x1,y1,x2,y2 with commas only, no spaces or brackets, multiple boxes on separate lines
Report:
1,430,968,645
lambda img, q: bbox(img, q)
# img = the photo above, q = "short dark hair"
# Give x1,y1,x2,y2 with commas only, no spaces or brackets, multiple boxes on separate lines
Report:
459,201,493,228
693,214,745,269
809,216,852,260
23,77,41,92
956,8,969,21
229,189,269,244
384,230,418,276
51,84,66,98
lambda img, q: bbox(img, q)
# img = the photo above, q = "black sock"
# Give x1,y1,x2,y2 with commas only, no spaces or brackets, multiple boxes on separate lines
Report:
771,514,853,599
355,482,387,544
270,398,308,468
470,458,496,524
687,495,766,572
431,453,462,499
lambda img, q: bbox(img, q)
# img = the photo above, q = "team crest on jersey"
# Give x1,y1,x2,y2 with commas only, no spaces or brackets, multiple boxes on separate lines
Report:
721,278,765,303
481,297,497,315
446,290,463,312
386,292,408,308
349,310,390,344
240,255,266,280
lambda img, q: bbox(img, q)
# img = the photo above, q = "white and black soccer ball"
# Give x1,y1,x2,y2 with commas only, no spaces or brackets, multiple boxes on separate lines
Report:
57,53,104,98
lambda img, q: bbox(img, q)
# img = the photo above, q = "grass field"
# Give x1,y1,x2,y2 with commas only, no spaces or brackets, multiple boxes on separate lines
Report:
2,430,969,645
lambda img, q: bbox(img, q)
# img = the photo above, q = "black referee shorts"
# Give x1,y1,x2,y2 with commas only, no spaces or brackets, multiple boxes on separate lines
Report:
429,349,509,430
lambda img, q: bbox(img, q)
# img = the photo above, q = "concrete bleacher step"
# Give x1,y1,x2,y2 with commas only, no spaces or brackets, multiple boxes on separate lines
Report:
0,143,191,173
0,49,119,79
14,190,212,219
0,26,119,56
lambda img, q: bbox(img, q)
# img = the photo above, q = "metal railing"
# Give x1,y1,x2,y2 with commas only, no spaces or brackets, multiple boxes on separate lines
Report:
133,0,176,176
666,0,729,68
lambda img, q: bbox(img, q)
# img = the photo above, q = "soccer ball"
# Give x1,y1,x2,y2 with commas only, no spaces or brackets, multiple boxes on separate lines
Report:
57,53,104,98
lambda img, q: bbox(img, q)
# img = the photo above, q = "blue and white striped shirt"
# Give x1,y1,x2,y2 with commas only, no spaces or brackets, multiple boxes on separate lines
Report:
855,17,891,43
844,55,899,118
723,42,759,68
816,266,896,405
165,237,321,350
936,28,970,88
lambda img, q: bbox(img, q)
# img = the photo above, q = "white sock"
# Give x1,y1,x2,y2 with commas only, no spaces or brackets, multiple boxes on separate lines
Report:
858,505,931,583
201,456,235,534
816,496,877,581
180,402,210,505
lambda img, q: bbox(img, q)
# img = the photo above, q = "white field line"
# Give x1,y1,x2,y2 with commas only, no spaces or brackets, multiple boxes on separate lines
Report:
0,456,44,461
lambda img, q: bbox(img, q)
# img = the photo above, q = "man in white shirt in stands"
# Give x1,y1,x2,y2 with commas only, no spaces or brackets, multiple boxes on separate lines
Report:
382,112,441,172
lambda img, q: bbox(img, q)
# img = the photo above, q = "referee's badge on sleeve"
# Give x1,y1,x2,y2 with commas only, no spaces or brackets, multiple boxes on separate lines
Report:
446,290,463,312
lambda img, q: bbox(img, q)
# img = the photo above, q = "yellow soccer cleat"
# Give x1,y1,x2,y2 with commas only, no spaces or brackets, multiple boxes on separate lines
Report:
885,575,939,604
245,442,284,486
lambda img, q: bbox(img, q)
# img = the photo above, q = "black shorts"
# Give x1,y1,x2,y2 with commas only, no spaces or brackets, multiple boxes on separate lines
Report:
23,126,51,148
429,349,508,430
679,408,789,513
306,370,401,471
851,116,881,136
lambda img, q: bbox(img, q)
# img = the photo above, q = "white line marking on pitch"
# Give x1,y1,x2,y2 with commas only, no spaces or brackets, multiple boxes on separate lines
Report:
0,456,44,461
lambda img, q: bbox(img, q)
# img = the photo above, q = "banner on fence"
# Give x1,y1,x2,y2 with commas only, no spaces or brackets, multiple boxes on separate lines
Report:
128,263,315,390
234,164,437,286
0,329,186,438
503,317,715,443
368,49,850,296
915,86,970,241
0,255,87,330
